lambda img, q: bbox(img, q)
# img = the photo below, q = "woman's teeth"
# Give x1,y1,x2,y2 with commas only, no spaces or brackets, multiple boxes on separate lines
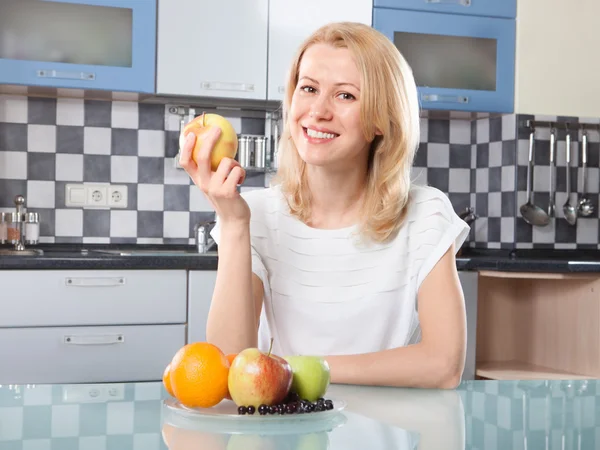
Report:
306,128,336,139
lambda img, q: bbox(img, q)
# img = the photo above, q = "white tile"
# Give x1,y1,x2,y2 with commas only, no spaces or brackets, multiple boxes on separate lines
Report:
190,186,214,211
138,184,164,211
165,107,182,131
426,143,450,168
55,209,83,237
138,130,165,157
51,404,79,437
0,406,23,440
23,439,51,450
28,125,56,153
83,237,110,244
134,384,162,401
164,158,190,185
133,434,161,450
110,210,137,237
501,114,516,141
449,120,471,144
488,192,502,217
0,151,27,179
410,167,427,186
56,98,84,126
476,168,489,193
84,127,111,155
533,166,550,192
0,94,28,123
448,168,470,193
164,211,190,238
78,436,107,450
111,101,138,129
488,141,503,167
26,181,55,208
137,237,163,244
106,402,134,434
38,236,55,243
111,155,138,183
56,154,84,181
476,118,489,144
517,139,530,166
532,220,555,244
501,166,515,192
577,218,598,244
419,118,428,143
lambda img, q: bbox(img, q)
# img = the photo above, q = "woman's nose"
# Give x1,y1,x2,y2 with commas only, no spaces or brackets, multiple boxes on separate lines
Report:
309,95,333,119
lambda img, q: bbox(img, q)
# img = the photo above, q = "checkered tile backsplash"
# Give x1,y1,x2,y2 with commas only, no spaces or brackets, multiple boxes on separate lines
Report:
0,95,267,244
1,93,600,248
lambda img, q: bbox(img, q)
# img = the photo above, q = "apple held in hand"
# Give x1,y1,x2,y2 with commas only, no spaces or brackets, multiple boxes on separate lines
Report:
228,339,292,408
284,355,331,403
179,112,238,172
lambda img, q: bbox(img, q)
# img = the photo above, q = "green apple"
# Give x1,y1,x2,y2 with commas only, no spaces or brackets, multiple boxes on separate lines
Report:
284,355,331,402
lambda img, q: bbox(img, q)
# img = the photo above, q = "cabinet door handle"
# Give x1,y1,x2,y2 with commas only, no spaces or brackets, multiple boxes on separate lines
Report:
65,277,126,287
37,69,96,81
278,85,285,94
64,334,125,345
424,0,471,6
200,81,255,92
421,94,470,104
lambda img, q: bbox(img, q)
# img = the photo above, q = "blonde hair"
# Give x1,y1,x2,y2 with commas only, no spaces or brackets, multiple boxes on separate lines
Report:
273,22,420,244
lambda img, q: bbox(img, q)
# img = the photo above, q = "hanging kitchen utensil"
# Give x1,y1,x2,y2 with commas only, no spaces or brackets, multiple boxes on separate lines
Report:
548,128,556,217
563,131,578,225
520,130,550,226
578,130,594,217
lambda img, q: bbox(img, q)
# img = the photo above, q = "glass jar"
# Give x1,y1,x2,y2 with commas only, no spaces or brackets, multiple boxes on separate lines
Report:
6,212,21,245
24,212,40,245
0,212,6,244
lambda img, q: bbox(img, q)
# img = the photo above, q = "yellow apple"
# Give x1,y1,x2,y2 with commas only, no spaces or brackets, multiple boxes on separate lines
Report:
179,113,238,171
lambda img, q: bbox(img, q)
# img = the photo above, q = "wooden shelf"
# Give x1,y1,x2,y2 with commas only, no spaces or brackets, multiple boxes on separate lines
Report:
476,361,591,380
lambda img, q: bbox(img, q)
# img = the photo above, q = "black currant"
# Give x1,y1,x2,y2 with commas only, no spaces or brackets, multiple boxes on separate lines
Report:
258,404,269,415
238,406,247,415
246,405,256,415
269,405,277,414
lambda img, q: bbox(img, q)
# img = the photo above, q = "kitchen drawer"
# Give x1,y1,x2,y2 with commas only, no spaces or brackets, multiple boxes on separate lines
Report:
374,0,516,19
0,324,186,385
0,270,187,327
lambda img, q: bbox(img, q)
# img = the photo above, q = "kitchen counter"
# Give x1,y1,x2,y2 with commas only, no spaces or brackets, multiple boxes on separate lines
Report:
2,244,600,273
0,379,596,450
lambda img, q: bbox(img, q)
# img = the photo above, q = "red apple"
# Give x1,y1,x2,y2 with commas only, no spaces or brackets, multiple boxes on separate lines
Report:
228,339,292,408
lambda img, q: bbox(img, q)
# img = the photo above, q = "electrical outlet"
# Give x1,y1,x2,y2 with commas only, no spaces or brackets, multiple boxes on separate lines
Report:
108,185,128,208
85,184,108,208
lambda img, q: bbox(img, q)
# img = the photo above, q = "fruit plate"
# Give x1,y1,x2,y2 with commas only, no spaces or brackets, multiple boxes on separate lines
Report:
161,398,348,435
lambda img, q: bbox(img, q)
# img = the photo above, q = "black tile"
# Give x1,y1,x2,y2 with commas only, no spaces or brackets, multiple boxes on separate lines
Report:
533,192,550,211
55,181,67,208
56,126,84,154
243,173,265,187
428,119,450,143
122,183,138,211
36,208,55,237
55,237,83,244
0,123,27,152
164,184,190,211
138,157,165,184
426,168,449,192
476,144,489,168
449,144,471,168
413,143,427,167
515,218,533,243
501,191,515,217
588,142,599,167
489,167,502,192
27,152,55,181
28,97,56,125
555,218,577,243
517,166,528,191
241,118,265,135
111,129,138,155
83,155,110,182
475,193,488,217
0,179,26,207
502,140,516,166
84,100,111,127
139,104,165,130
137,211,163,238
489,117,502,142
165,130,180,158
555,167,578,193
83,210,110,237
470,121,477,144
189,211,216,237
533,139,550,166
487,217,501,242
110,237,137,244
447,193,471,213
470,168,476,193
163,238,190,245
517,114,535,139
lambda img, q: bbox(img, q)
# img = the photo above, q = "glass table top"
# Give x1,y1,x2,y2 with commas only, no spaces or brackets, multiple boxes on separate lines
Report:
0,379,597,449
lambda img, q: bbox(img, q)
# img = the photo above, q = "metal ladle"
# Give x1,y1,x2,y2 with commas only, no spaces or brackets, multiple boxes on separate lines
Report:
563,132,578,225
520,130,550,226
578,130,594,217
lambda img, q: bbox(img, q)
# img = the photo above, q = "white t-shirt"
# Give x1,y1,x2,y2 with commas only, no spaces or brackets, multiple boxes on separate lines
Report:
211,183,470,357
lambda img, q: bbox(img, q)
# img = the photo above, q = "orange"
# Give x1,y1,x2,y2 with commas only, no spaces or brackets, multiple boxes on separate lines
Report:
169,342,230,408
162,363,174,397
224,354,238,400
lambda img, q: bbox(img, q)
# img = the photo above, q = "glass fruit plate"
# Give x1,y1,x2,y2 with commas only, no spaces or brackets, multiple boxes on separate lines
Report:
162,398,348,435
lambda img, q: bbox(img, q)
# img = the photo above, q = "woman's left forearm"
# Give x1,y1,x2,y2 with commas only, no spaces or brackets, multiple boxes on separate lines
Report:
324,342,463,389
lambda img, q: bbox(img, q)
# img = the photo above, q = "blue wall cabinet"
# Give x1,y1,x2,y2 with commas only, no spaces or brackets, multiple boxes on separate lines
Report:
0,0,156,93
374,0,516,19
373,8,515,113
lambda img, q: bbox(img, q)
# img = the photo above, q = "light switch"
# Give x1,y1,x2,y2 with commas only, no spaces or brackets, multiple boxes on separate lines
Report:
66,184,86,206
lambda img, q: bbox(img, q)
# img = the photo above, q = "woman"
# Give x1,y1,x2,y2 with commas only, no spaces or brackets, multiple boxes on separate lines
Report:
179,22,470,389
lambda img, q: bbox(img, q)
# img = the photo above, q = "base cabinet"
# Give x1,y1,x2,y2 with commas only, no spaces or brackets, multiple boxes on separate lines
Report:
187,270,218,344
459,271,478,381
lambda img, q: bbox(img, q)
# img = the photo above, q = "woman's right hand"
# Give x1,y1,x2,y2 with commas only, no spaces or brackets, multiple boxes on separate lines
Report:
179,127,251,226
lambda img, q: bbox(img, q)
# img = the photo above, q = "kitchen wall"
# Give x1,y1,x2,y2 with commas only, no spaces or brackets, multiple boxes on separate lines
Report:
1,93,599,248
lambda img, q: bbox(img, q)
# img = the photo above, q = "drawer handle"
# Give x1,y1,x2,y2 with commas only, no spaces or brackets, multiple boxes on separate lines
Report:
65,277,125,287
421,94,470,104
424,0,471,6
64,334,125,345
37,69,96,81
200,81,255,92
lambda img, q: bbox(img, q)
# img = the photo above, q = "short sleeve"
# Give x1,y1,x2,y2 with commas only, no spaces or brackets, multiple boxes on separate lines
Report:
408,187,470,289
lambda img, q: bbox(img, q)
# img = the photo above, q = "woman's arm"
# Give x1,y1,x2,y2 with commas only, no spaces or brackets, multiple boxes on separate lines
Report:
205,223,264,355
324,244,467,389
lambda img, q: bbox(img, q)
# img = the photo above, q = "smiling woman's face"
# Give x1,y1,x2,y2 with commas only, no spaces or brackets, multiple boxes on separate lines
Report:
289,43,371,169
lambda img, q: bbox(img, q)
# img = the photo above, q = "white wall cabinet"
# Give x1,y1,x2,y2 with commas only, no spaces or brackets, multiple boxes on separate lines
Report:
267,0,374,102
514,0,600,117
156,0,269,100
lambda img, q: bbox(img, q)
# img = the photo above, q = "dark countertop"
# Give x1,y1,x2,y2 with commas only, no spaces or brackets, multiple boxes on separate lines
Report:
2,244,600,273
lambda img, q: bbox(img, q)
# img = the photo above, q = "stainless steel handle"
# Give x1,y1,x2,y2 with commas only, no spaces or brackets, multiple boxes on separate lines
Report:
421,94,469,104
425,0,471,5
201,81,255,92
37,69,95,81
581,131,588,195
64,334,124,345
548,129,556,216
565,133,572,197
65,277,125,287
